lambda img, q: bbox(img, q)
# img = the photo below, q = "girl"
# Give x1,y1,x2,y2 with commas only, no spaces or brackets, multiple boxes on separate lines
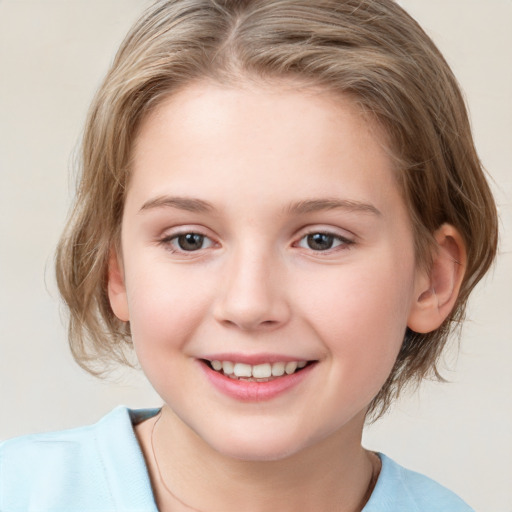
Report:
0,1,500,510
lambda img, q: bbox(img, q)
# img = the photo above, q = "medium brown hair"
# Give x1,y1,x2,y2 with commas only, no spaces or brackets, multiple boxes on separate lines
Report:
56,0,498,419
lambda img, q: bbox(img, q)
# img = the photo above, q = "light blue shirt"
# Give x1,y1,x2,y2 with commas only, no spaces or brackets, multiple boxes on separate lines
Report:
0,406,474,511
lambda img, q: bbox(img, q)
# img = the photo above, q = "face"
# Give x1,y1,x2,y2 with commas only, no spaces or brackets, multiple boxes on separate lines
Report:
110,81,424,461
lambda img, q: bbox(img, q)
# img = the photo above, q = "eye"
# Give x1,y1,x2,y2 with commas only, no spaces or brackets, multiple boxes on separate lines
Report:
297,232,351,251
163,232,214,252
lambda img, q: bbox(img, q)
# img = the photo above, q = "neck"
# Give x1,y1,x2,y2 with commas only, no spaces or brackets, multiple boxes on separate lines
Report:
136,406,378,512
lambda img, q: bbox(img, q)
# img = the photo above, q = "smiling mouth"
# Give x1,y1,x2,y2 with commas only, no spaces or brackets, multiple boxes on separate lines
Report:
203,360,313,382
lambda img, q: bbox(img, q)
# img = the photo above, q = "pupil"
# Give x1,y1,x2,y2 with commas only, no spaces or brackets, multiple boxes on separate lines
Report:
307,233,333,250
178,233,204,251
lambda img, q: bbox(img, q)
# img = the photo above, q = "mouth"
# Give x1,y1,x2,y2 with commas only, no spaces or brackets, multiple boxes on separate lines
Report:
202,359,313,382
199,357,318,401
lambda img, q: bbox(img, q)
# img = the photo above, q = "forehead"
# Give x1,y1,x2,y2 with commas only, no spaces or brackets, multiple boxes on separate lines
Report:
128,81,402,218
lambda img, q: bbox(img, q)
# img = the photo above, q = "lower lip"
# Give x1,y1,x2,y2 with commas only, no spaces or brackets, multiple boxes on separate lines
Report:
199,361,316,402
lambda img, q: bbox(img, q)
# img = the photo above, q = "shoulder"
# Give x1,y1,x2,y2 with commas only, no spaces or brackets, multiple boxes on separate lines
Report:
0,406,159,512
364,453,475,512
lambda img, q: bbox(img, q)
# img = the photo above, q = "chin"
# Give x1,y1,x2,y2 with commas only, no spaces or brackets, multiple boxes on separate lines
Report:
216,439,303,462
199,421,319,463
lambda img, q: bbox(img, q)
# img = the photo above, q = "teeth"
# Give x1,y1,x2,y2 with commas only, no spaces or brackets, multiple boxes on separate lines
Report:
233,363,252,378
222,361,234,375
211,360,222,371
271,362,285,377
252,363,272,379
209,360,308,379
285,361,298,374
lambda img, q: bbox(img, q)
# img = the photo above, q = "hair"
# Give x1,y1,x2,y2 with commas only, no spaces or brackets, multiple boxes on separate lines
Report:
56,0,498,420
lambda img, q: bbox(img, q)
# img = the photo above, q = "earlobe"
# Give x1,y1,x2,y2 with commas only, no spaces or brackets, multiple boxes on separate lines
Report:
107,250,130,322
407,224,466,333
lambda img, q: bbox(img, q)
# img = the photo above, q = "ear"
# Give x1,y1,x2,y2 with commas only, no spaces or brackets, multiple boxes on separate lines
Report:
407,224,466,333
107,249,130,322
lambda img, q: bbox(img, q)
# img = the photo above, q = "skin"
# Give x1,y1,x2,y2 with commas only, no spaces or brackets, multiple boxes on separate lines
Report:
108,81,465,511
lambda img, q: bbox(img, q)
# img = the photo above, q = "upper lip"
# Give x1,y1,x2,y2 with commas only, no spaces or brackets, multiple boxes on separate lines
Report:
199,353,315,365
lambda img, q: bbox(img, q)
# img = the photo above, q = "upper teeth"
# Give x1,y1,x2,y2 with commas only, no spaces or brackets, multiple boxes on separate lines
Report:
210,360,307,378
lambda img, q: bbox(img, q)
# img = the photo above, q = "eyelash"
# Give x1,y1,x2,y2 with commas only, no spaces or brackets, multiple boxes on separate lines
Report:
294,230,354,253
159,231,215,253
158,229,354,255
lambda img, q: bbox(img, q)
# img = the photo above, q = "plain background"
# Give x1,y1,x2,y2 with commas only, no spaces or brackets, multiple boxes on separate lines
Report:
0,1,510,510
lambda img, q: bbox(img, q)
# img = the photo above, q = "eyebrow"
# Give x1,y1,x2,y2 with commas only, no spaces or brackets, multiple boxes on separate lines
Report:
284,198,381,216
138,195,381,217
139,196,214,213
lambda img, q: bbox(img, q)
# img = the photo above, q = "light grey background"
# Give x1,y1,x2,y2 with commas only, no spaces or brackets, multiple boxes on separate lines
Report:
0,1,510,510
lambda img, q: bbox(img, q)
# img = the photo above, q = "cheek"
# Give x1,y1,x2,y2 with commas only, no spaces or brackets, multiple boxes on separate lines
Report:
124,267,216,401
124,263,213,357
297,256,416,377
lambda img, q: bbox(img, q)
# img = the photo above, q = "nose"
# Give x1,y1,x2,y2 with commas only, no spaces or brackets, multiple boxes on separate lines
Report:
213,248,291,331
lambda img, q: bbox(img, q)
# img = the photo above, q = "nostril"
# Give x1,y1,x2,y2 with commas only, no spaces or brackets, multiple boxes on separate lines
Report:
218,316,282,331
